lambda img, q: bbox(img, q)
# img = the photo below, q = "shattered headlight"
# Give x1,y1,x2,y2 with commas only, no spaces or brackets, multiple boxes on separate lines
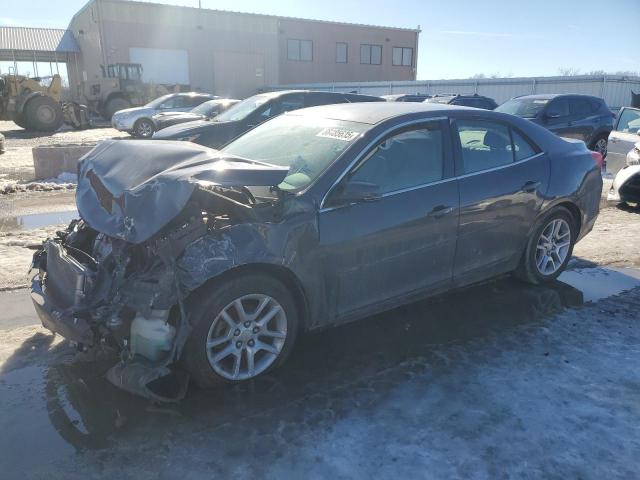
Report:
177,134,201,142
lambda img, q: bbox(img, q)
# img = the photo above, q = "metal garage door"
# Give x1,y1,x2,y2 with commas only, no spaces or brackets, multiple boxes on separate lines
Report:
129,47,189,85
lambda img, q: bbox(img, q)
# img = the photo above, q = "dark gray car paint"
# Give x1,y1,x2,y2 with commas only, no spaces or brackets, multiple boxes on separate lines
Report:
31,102,602,400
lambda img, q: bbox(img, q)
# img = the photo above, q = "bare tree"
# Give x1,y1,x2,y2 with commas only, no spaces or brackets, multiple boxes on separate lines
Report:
469,73,486,79
558,67,581,76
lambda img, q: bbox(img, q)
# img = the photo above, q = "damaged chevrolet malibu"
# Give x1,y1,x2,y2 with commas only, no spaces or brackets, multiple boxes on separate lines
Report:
30,102,602,401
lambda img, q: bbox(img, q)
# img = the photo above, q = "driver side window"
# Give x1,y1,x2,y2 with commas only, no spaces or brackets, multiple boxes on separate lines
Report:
350,124,444,194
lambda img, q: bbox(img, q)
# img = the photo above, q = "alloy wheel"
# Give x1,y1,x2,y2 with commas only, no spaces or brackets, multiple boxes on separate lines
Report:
535,218,571,275
594,138,607,157
205,294,287,381
136,121,154,137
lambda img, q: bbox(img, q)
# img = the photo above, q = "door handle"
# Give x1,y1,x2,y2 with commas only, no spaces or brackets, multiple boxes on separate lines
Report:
521,181,541,193
428,205,454,218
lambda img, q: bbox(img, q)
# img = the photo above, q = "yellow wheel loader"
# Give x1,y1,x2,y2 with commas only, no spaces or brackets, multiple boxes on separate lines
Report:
0,73,90,131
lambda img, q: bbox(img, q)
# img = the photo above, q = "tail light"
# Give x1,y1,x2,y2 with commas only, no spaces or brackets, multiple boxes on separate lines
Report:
590,151,604,170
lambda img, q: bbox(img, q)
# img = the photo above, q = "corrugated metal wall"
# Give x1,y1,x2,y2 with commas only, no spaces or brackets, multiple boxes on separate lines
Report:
268,75,640,109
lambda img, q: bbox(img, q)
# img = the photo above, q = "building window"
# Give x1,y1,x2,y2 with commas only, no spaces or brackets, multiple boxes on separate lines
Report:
287,39,313,62
360,44,382,65
392,47,413,66
336,42,348,63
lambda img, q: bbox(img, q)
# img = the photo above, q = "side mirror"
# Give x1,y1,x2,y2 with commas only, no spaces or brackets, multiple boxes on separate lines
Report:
327,181,382,207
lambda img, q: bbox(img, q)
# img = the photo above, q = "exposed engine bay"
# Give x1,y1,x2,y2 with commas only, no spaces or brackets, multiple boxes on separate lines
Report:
30,140,291,401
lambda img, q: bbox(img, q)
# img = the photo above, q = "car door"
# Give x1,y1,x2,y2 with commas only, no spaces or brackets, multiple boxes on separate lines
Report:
318,119,459,318
608,107,640,174
452,117,549,286
568,97,597,142
542,97,574,138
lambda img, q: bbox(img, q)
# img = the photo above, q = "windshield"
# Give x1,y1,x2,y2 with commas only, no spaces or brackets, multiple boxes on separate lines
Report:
495,98,549,118
215,94,271,122
191,100,221,116
222,115,368,191
145,94,174,109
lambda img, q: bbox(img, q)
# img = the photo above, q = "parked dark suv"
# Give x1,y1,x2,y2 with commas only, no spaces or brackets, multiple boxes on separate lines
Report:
424,93,498,110
495,94,614,157
153,90,384,149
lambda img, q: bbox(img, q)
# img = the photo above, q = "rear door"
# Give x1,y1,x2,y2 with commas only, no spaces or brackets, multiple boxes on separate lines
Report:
543,97,574,138
608,107,640,174
452,118,549,285
319,119,459,318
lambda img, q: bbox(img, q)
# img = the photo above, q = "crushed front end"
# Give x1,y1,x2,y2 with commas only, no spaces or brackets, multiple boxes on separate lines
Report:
30,139,290,401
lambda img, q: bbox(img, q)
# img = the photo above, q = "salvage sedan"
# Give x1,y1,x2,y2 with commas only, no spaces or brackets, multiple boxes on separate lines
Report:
30,103,602,400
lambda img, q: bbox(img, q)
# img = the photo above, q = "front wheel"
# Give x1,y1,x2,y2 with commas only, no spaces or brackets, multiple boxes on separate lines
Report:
132,118,155,138
515,207,576,284
183,274,299,388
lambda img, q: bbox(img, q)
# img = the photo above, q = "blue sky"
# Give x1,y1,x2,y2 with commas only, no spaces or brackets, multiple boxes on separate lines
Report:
1,0,638,79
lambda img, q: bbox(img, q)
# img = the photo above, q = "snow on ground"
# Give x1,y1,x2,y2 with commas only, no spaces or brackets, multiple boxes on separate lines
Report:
0,120,128,183
0,225,62,290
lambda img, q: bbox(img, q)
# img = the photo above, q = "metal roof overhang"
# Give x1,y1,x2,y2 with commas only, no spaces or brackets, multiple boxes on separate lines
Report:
0,27,79,63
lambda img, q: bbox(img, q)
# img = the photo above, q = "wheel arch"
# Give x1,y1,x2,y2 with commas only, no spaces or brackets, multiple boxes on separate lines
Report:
535,200,583,236
187,263,311,332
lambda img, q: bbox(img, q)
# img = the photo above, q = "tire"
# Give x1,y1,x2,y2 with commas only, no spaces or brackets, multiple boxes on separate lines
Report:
24,96,63,132
103,96,131,120
183,273,300,388
589,134,608,159
13,113,29,129
515,207,577,285
132,118,155,138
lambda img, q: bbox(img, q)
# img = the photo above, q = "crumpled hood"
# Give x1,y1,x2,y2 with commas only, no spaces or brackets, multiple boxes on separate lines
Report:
76,139,289,244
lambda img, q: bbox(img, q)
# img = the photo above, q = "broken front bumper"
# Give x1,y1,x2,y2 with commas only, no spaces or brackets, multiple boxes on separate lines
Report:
30,274,94,346
30,240,98,346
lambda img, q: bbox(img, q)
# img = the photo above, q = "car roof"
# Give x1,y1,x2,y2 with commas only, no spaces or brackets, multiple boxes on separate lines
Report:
285,101,473,125
514,93,601,101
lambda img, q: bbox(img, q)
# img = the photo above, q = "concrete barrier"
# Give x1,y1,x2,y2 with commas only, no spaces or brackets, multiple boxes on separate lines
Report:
32,144,96,180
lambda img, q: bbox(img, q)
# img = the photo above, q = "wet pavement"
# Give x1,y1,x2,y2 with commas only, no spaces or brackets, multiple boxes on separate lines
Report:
1,267,640,479
0,209,78,232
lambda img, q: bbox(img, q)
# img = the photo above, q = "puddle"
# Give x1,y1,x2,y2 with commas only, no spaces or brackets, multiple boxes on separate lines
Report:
0,209,78,232
559,267,640,302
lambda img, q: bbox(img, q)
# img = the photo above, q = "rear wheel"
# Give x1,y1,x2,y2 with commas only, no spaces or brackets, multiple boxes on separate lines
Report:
183,273,299,388
589,135,608,158
515,207,576,284
24,96,63,132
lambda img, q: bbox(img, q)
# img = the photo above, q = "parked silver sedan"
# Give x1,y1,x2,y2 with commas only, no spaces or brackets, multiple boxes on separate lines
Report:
111,92,218,138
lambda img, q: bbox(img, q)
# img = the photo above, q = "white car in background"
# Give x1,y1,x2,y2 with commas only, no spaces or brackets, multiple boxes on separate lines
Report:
111,92,218,138
607,106,640,173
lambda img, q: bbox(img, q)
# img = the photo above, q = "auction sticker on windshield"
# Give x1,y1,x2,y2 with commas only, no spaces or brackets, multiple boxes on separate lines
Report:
316,127,360,141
